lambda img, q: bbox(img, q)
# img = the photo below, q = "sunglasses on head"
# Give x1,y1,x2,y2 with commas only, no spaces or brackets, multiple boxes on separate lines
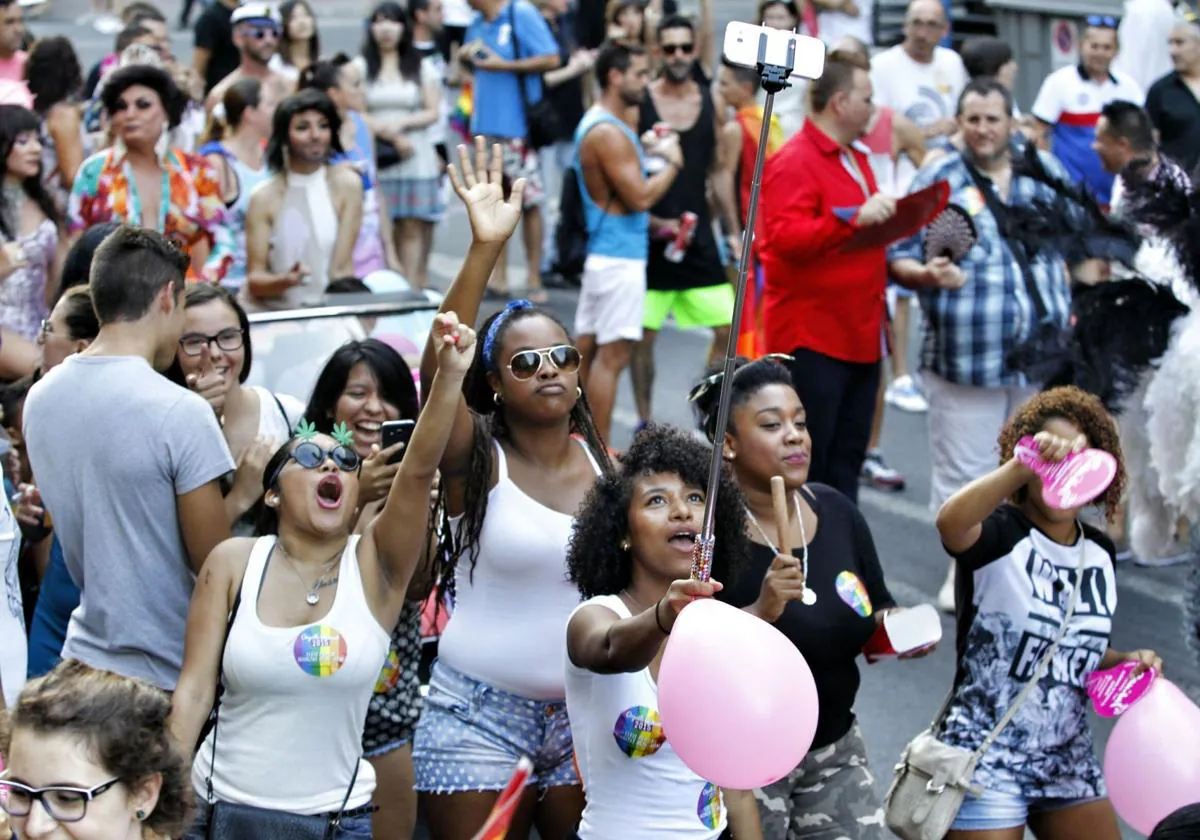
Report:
507,344,582,381
269,441,361,488
1085,14,1118,28
662,42,695,55
686,353,794,402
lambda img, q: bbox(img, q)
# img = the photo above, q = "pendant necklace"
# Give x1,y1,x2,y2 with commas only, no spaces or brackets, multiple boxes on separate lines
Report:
746,491,817,605
278,541,343,606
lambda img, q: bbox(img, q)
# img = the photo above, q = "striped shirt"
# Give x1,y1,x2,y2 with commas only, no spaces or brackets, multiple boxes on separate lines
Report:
888,146,1073,388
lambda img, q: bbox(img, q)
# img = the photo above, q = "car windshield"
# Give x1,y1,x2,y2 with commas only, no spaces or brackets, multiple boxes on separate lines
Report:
245,301,437,402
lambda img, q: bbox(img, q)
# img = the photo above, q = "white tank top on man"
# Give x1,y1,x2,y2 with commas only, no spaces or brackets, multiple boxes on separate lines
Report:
192,535,388,814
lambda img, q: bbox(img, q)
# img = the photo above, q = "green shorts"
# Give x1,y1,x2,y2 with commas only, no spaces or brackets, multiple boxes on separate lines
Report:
643,284,735,331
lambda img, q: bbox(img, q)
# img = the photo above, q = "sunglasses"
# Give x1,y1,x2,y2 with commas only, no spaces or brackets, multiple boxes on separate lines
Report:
269,441,361,488
179,328,244,357
0,778,122,824
507,344,582,380
1085,14,1118,28
687,353,794,402
662,42,694,55
243,24,281,39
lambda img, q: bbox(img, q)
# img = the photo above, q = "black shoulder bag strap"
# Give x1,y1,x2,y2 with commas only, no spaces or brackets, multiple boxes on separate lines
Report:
963,160,1049,323
508,3,535,133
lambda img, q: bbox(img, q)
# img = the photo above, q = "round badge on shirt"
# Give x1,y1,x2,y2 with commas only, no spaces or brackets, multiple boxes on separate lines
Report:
613,705,666,758
293,624,348,677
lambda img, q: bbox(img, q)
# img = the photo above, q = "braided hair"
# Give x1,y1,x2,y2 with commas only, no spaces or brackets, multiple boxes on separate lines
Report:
434,303,613,600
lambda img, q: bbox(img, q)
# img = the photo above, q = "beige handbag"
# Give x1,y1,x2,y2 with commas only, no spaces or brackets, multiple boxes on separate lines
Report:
884,535,1086,840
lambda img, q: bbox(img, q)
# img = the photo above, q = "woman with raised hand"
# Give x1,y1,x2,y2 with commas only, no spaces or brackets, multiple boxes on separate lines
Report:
412,137,610,840
565,424,763,840
168,310,476,839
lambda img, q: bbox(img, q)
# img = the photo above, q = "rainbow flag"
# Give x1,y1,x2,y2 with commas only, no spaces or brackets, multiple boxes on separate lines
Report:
471,757,533,840
450,80,474,145
734,106,783,360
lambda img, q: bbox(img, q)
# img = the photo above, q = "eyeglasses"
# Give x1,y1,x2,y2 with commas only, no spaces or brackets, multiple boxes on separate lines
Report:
507,344,582,380
179,328,244,357
686,353,794,403
0,778,122,823
269,441,361,488
662,42,694,55
1085,14,1118,28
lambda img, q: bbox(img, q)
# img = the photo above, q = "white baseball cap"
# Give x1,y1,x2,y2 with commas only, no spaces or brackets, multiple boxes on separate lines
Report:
231,2,282,26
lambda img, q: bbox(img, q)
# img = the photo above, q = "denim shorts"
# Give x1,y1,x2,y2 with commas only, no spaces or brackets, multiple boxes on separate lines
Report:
952,788,1105,831
185,801,374,839
412,660,578,793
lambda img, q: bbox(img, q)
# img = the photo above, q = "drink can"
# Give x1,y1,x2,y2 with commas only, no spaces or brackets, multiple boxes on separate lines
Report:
653,121,672,139
664,212,698,263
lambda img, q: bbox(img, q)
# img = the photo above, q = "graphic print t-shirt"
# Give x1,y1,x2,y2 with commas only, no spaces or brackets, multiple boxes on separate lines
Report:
942,505,1116,799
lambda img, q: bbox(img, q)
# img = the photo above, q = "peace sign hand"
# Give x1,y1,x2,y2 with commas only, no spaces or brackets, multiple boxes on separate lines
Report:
447,136,524,245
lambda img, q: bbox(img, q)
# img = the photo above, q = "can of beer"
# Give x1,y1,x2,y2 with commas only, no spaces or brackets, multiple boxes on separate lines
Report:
664,212,698,263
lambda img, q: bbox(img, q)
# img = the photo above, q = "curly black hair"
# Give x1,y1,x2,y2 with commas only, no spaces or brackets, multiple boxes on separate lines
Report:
566,424,748,599
691,355,796,443
997,385,1125,520
0,660,193,836
432,305,612,600
100,63,187,130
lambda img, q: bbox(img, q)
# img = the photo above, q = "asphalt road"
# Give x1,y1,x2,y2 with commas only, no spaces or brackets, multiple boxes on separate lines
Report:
39,1,1199,837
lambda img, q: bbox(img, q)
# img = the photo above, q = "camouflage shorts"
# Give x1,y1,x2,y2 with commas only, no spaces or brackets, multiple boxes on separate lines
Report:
754,723,886,840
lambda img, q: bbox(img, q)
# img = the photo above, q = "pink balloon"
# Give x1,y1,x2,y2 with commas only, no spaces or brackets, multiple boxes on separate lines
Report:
657,598,818,789
1104,677,1200,835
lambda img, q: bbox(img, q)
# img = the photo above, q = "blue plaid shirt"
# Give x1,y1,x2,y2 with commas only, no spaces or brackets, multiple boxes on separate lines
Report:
889,147,1073,388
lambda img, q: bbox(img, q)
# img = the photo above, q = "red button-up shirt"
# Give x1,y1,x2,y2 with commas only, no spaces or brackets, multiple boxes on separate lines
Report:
757,119,887,364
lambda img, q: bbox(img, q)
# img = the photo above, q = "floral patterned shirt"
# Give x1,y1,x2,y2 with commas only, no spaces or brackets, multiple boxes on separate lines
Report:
67,145,233,282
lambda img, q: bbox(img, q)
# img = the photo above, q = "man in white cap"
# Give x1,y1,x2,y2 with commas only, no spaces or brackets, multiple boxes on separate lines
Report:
204,2,295,113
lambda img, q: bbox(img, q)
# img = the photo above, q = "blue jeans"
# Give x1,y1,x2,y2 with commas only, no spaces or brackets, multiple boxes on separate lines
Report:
185,802,374,839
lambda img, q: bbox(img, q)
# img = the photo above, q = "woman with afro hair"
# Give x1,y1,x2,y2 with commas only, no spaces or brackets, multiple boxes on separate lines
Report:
563,424,763,840
935,385,1163,840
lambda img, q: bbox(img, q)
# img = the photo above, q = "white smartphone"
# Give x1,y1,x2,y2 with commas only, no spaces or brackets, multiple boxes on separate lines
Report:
723,21,826,81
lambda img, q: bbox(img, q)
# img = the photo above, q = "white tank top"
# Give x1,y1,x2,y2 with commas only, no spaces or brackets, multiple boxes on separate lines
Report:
192,536,389,813
437,438,601,699
565,596,728,839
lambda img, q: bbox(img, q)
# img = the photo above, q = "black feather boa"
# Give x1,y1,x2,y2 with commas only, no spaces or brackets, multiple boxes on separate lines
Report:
1118,157,1200,298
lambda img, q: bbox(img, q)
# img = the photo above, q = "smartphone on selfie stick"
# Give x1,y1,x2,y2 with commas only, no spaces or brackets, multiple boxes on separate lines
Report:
381,419,416,465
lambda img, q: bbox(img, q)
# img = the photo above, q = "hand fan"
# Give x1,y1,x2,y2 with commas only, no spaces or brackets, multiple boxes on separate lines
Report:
923,204,978,263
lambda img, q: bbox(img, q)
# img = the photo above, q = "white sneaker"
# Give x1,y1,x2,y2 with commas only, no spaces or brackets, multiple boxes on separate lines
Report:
886,374,929,413
937,575,955,614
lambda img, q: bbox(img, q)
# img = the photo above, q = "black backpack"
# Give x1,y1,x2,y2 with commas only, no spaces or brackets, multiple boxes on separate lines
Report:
553,166,610,280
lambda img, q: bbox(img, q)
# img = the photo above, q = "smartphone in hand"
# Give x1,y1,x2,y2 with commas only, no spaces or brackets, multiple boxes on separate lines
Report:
381,419,417,465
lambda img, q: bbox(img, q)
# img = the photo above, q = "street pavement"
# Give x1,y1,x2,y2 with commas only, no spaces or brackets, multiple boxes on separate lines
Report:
38,1,1199,837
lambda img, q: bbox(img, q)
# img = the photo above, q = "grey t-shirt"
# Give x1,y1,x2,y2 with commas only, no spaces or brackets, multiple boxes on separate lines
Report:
24,355,234,690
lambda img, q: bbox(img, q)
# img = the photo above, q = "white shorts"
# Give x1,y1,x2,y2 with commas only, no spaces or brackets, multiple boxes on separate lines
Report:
574,254,646,346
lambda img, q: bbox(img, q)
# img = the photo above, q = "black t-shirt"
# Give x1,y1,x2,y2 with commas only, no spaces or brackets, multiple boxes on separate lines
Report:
196,2,239,94
719,483,895,749
545,15,584,143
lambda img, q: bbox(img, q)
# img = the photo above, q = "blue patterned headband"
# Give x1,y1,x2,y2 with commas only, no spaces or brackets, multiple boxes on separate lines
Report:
482,299,535,371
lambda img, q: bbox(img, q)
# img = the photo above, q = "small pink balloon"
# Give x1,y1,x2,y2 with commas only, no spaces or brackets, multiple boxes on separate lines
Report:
1104,677,1200,835
657,599,818,789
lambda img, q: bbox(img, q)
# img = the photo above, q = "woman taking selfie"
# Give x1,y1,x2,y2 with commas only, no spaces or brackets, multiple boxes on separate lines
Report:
692,356,918,839
565,424,762,839
0,659,191,840
168,311,476,838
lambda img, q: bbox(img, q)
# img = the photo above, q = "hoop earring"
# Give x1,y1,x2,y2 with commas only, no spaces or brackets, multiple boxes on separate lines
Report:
575,386,582,399
620,539,631,552
493,392,502,405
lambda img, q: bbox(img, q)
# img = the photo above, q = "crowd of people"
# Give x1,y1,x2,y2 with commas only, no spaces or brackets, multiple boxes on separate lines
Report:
0,0,1193,839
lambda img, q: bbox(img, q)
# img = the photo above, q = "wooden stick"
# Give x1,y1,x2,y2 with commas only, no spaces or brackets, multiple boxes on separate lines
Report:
770,475,792,556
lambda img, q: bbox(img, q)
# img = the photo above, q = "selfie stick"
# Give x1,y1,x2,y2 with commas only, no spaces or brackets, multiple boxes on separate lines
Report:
692,32,798,582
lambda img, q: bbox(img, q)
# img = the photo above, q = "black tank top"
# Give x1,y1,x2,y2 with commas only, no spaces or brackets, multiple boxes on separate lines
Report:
638,84,725,292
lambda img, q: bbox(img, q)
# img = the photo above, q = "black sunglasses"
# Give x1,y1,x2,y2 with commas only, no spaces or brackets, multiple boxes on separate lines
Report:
662,42,695,55
179,328,244,357
0,778,122,823
269,441,361,488
507,344,582,381
244,23,281,39
687,353,794,403
1085,14,1118,28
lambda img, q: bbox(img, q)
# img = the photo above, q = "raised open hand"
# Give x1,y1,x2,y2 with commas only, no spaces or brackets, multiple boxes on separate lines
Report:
447,136,524,245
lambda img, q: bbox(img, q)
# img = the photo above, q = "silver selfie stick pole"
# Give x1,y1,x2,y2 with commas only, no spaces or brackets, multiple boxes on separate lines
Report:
692,32,799,582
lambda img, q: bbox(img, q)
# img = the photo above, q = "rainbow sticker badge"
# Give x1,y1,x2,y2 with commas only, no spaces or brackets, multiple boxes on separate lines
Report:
835,571,873,618
696,782,723,829
959,186,986,217
612,705,666,759
293,625,348,677
374,648,402,694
